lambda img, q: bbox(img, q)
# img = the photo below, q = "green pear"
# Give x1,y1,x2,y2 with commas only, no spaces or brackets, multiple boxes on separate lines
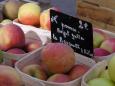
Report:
88,78,115,86
1,19,12,25
100,69,111,80
108,55,115,82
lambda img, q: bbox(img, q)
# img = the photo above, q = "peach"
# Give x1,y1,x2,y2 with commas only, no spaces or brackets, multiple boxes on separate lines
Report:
94,48,110,56
0,65,22,86
0,24,25,51
47,74,70,83
0,24,25,50
22,64,47,80
18,3,41,26
69,64,89,80
41,43,75,74
93,28,108,48
100,38,115,53
25,40,42,52
40,7,59,30
7,48,26,54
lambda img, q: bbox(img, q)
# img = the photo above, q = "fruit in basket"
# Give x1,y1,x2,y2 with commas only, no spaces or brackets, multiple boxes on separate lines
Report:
0,24,25,51
108,55,115,82
18,3,41,26
94,48,110,56
88,78,115,86
7,48,26,54
0,65,22,86
25,40,42,52
1,19,12,25
40,7,58,30
93,28,108,48
100,69,110,80
22,64,47,80
41,43,75,74
3,0,23,20
69,64,89,80
47,74,70,83
100,38,115,53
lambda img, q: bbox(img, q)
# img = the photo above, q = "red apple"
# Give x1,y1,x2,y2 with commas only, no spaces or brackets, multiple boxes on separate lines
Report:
7,48,26,54
69,64,89,80
47,74,70,83
18,3,41,26
0,24,25,51
100,38,115,53
94,48,110,56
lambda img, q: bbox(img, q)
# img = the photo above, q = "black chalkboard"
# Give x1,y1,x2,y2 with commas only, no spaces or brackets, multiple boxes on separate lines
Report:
50,10,93,58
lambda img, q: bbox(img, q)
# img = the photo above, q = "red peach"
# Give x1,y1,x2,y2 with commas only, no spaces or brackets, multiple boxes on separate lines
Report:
0,65,22,86
0,24,25,51
69,64,89,80
47,74,70,83
41,43,75,74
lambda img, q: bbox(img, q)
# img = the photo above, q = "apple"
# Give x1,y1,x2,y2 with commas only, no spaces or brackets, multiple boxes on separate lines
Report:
94,48,110,56
93,28,108,48
0,24,25,51
47,74,70,83
88,78,115,86
108,55,115,82
100,38,115,53
1,19,12,25
7,48,26,54
100,69,110,80
22,64,47,80
41,43,75,74
0,65,23,86
25,40,42,52
40,7,59,30
69,64,89,80
18,3,41,26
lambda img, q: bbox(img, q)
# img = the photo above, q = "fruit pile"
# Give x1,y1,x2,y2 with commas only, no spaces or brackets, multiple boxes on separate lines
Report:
87,55,115,86
0,0,57,30
0,23,42,65
93,28,115,57
22,43,89,83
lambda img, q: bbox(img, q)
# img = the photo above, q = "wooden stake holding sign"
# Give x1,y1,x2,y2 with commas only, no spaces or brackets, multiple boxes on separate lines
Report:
50,10,93,58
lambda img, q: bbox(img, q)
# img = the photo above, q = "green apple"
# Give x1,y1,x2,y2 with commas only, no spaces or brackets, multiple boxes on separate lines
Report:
100,69,111,80
22,64,47,80
88,78,115,86
108,55,115,82
1,19,12,25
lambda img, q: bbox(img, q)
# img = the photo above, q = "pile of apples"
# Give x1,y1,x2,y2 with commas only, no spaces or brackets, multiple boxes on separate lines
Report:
93,28,115,57
87,55,115,86
0,23,42,65
22,43,89,83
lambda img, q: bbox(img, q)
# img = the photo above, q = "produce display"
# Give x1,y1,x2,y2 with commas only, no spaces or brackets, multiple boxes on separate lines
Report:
21,43,90,83
0,0,114,86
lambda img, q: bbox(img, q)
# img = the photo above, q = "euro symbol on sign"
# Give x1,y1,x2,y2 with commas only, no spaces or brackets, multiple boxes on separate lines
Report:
51,15,58,24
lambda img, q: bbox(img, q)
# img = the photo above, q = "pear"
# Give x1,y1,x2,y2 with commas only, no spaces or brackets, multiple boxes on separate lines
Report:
3,0,23,20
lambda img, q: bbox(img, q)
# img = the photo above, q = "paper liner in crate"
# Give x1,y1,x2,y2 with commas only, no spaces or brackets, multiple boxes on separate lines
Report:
81,60,109,86
93,29,115,62
3,25,51,66
15,47,96,86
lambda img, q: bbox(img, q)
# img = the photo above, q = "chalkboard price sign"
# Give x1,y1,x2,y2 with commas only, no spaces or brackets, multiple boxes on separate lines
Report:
50,10,93,58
